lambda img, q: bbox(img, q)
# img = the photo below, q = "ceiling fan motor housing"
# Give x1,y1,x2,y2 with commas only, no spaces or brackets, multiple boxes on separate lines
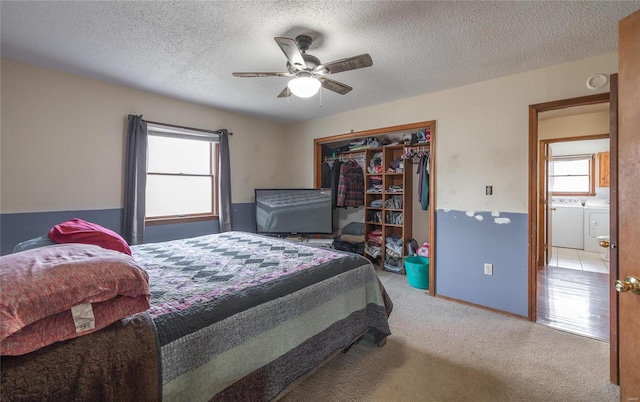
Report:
287,53,321,74
285,35,322,74
295,35,313,52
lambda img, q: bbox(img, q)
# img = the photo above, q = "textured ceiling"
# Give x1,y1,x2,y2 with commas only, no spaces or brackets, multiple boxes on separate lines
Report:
1,1,638,124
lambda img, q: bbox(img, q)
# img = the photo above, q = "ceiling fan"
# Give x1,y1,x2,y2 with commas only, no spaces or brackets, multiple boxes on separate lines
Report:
232,35,373,98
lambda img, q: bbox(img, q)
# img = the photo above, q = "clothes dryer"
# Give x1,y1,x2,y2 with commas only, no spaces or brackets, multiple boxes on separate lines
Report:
551,197,584,249
583,199,610,253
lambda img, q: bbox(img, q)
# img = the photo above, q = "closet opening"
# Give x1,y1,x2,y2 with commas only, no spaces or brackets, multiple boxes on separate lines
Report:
313,121,437,296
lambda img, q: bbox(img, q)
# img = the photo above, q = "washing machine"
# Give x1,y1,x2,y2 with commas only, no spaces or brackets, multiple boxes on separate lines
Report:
551,197,584,249
583,199,610,253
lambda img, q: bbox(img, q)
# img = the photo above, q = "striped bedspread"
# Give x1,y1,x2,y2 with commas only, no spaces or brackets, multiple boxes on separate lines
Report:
132,231,392,401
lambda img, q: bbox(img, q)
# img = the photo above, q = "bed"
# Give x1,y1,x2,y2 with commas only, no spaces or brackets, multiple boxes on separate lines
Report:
1,231,392,401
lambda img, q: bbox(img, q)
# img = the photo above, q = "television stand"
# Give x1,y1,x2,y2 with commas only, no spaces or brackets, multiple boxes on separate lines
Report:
305,238,334,248
285,235,307,242
283,235,334,249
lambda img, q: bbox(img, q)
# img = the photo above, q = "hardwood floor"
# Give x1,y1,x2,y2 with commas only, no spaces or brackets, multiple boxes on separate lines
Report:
537,265,610,342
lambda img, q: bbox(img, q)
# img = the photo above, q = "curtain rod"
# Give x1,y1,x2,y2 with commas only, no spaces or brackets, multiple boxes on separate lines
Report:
144,119,233,135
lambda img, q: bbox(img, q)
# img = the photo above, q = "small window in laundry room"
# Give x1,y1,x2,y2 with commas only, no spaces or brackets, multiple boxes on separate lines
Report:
550,154,595,196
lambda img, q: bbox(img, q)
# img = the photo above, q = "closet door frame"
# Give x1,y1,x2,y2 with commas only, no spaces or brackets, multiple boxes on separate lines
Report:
313,121,437,296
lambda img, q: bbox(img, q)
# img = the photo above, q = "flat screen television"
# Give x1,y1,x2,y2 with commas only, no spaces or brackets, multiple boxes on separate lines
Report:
255,188,333,235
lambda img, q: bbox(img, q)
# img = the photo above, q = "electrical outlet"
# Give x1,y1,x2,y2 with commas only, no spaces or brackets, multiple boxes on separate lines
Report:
484,263,493,275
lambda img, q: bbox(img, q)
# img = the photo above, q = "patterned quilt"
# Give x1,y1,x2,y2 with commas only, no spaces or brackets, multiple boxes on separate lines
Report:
132,231,392,401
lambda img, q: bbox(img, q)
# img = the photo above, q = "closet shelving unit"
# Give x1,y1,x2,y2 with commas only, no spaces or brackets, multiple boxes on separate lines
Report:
364,145,413,272
364,143,434,273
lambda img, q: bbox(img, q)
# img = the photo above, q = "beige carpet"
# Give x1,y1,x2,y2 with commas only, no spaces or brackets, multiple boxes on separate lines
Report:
281,269,619,402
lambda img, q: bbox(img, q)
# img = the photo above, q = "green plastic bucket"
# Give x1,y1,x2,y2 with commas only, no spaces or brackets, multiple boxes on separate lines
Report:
404,256,430,289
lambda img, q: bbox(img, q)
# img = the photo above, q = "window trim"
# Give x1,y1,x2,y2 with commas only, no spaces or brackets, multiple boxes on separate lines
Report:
145,213,218,226
145,137,219,225
550,154,596,196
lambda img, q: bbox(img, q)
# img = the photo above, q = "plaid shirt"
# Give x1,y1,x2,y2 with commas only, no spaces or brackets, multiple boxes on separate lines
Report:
336,160,364,207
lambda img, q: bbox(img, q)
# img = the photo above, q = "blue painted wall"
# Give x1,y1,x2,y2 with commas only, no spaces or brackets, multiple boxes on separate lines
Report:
435,209,528,316
144,220,220,244
231,203,256,233
1,202,257,255
145,203,256,243
2,205,529,317
1,209,124,255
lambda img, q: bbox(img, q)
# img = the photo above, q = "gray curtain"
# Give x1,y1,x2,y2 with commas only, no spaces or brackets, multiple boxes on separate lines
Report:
218,129,232,232
123,115,147,244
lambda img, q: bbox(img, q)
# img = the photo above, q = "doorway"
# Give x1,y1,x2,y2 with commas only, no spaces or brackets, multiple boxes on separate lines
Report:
526,92,611,325
536,131,611,341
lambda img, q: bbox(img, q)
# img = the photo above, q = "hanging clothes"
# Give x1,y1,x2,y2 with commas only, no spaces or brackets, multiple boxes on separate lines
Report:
336,159,365,207
417,151,430,210
330,160,343,208
321,161,332,188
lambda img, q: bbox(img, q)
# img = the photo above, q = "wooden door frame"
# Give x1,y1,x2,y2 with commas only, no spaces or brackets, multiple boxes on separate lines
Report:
527,92,609,321
542,142,552,267
313,121,437,296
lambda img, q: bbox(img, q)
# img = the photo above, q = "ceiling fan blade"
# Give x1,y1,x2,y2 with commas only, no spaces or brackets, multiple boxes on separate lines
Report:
318,77,352,95
232,72,292,78
277,86,292,98
319,54,373,75
274,37,307,71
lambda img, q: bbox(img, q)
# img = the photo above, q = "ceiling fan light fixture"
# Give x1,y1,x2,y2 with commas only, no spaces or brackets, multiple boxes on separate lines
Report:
233,36,371,98
287,76,321,98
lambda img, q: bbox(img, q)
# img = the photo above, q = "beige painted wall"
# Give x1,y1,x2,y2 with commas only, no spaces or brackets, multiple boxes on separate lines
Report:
1,52,617,219
539,110,610,140
286,53,617,215
0,58,288,213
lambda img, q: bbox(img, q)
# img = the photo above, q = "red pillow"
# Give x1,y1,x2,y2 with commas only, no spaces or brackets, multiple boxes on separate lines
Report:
48,218,132,255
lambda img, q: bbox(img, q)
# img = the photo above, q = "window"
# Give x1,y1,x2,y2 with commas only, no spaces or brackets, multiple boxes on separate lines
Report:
145,127,219,224
550,154,595,196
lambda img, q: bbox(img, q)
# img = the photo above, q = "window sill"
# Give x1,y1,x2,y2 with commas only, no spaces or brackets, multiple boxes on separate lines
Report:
145,214,218,226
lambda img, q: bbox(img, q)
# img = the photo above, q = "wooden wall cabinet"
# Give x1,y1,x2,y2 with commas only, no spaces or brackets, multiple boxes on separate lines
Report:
598,151,610,187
